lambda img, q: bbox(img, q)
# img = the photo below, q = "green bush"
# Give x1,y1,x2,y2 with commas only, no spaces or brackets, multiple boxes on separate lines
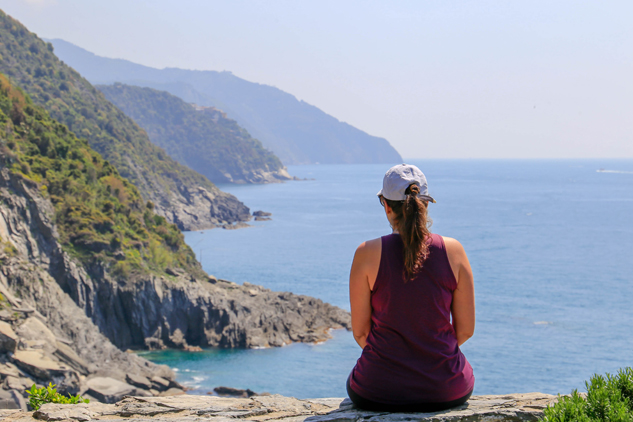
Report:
542,367,633,422
27,383,89,411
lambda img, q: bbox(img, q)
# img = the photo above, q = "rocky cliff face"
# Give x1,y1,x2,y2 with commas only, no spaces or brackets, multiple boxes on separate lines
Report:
0,166,183,407
0,152,350,408
0,166,349,351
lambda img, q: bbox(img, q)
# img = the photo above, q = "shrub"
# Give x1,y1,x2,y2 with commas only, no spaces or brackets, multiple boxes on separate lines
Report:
27,383,89,411
542,367,633,421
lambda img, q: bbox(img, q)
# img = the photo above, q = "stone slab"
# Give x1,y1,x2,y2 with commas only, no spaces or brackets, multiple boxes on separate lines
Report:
10,350,69,380
0,393,559,422
85,377,137,404
0,321,18,353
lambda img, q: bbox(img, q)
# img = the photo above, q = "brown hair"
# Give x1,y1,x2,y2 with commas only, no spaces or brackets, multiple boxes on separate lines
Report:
382,184,432,279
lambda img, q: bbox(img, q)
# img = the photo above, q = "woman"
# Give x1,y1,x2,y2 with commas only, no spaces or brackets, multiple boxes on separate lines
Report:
347,164,475,412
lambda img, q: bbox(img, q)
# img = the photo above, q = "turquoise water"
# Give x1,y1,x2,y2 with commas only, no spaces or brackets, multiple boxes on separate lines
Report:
142,160,633,399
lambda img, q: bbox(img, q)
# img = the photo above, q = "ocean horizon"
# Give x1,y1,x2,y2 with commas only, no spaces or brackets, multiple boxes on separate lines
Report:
143,159,633,399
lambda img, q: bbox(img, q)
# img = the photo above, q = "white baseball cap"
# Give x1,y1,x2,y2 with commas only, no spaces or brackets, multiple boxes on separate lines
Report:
377,164,436,203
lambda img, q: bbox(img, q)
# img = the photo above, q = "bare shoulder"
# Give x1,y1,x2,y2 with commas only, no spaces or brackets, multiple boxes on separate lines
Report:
355,237,382,258
441,236,465,255
440,236,467,273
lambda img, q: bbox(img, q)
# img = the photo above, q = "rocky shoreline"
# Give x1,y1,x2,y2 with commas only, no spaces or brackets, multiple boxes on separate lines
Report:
0,163,351,410
0,393,559,421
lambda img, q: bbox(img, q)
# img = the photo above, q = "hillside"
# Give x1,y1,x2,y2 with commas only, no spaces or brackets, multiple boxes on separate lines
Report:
0,10,250,230
0,72,350,350
98,83,291,184
49,39,404,166
0,74,350,405
0,73,200,278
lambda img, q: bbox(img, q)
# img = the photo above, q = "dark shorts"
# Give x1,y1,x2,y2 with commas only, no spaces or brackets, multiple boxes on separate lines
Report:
346,375,472,413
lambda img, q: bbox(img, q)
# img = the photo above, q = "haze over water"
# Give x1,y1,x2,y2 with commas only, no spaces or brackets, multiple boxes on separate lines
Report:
143,159,633,398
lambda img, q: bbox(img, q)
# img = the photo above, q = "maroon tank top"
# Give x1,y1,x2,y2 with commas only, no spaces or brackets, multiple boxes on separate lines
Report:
349,233,474,404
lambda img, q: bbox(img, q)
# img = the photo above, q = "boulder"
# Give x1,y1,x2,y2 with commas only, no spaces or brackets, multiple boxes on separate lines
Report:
0,363,21,380
150,376,170,392
33,403,98,421
0,389,19,410
214,386,258,397
53,342,90,375
17,318,57,344
0,320,18,353
3,376,34,393
85,377,137,404
253,211,272,217
125,374,152,390
8,390,26,411
0,310,15,322
10,350,71,380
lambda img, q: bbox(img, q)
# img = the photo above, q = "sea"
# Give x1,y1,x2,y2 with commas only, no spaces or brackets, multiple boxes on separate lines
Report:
141,159,633,399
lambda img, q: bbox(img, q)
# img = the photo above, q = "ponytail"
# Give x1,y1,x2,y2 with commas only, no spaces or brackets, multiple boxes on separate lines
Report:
383,184,432,280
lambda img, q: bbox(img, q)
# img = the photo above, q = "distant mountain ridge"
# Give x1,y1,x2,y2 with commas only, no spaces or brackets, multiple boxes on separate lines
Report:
49,39,403,166
98,83,292,184
0,11,249,231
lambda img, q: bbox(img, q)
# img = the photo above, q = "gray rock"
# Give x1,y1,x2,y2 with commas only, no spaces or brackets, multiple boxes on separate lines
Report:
0,388,20,410
53,342,91,376
33,403,98,421
0,393,561,421
0,363,21,380
0,320,18,353
125,374,152,391
3,375,34,392
214,386,258,397
17,318,57,345
0,310,15,322
253,211,272,217
9,390,26,411
85,377,137,404
10,350,71,380
150,377,170,392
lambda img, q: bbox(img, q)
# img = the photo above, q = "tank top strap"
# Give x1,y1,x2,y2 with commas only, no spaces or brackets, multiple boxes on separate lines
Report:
372,234,402,293
426,234,457,291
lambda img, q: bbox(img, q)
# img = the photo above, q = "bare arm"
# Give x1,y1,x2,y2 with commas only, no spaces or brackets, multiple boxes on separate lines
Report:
349,239,380,349
443,237,475,346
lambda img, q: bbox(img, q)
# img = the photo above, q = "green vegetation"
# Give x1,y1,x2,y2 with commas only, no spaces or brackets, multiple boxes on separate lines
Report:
0,10,219,210
542,367,633,422
98,83,284,184
27,383,89,410
0,74,201,279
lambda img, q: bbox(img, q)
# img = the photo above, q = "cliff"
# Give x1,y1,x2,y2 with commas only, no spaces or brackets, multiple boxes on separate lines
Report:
48,39,404,166
0,61,350,409
0,10,249,231
97,83,291,185
0,393,559,420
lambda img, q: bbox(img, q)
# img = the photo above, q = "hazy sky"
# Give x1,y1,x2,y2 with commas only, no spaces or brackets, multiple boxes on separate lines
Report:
2,0,632,158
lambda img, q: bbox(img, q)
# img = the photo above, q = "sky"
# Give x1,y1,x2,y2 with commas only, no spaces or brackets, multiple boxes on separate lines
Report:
1,0,632,159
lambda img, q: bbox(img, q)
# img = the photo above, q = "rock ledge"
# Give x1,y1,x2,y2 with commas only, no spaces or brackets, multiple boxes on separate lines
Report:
0,392,557,422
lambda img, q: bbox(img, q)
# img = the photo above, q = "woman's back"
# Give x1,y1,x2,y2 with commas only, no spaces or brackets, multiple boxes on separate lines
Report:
349,233,474,404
